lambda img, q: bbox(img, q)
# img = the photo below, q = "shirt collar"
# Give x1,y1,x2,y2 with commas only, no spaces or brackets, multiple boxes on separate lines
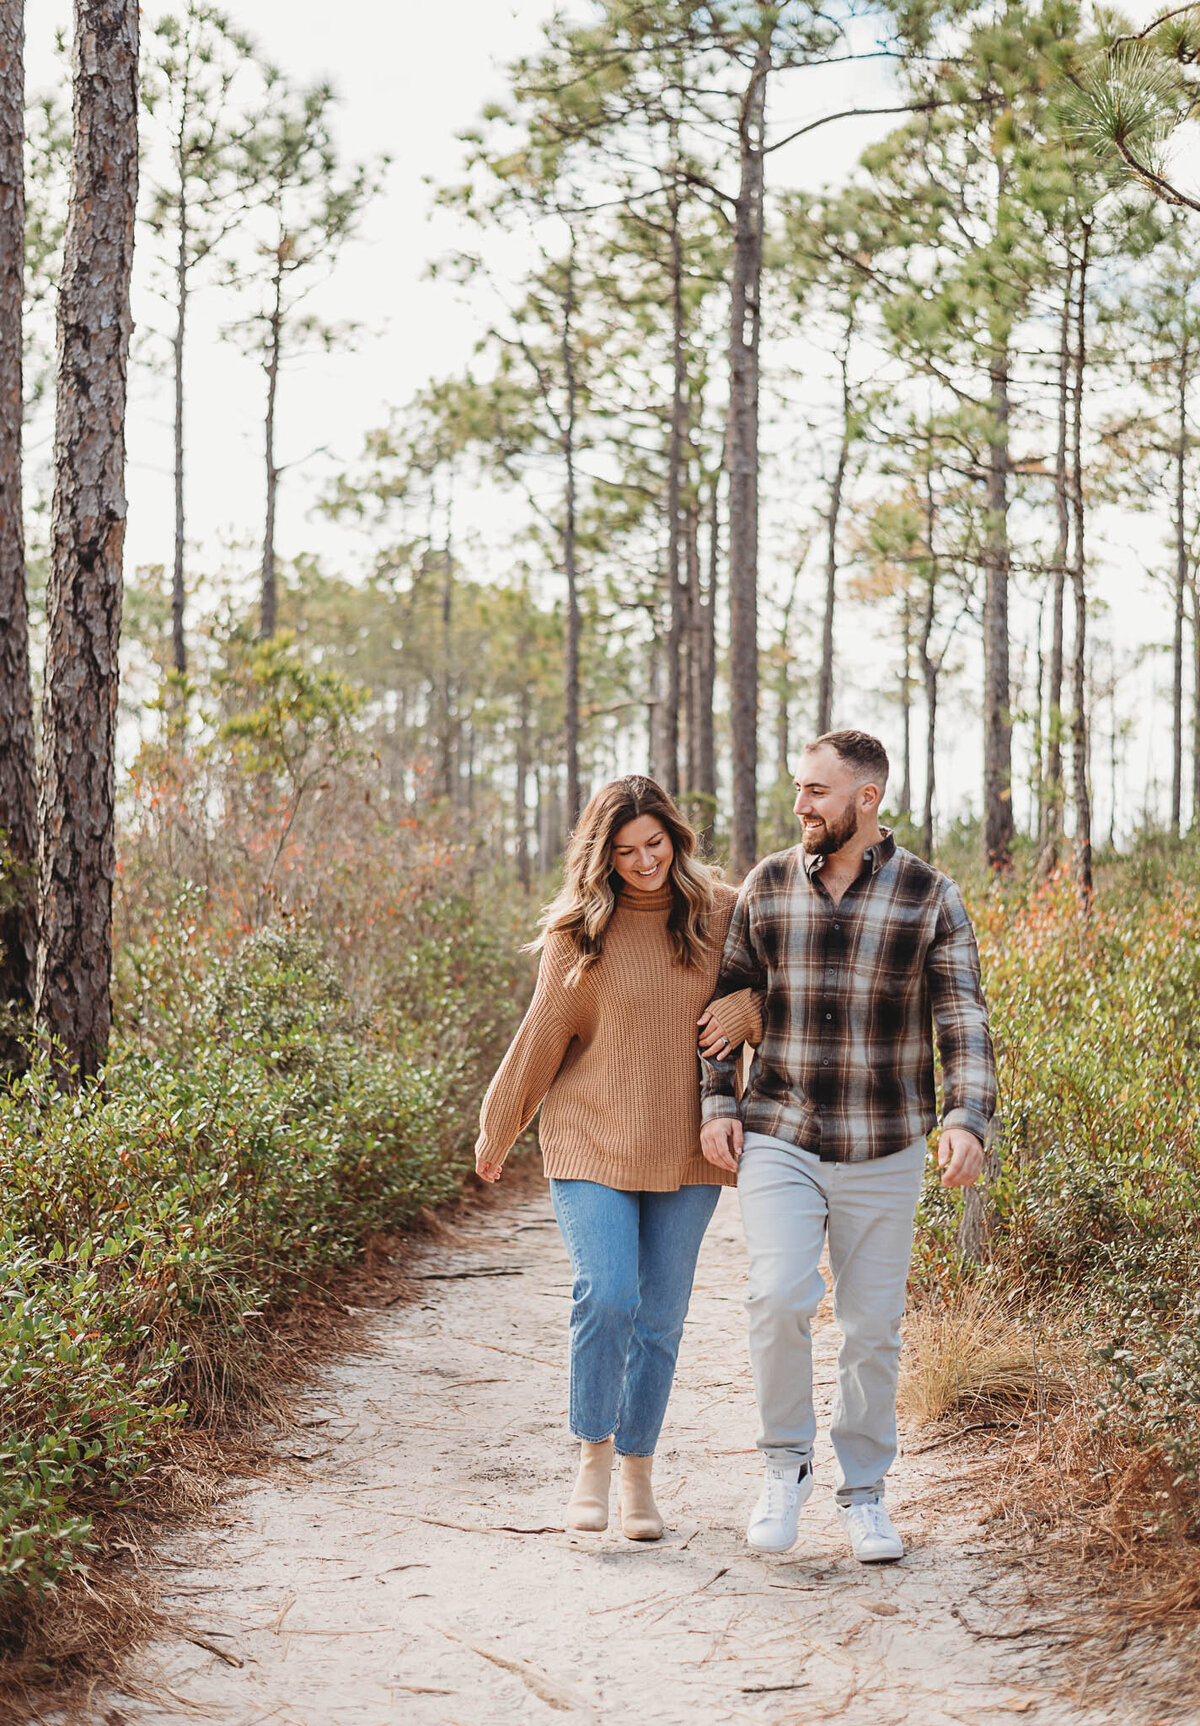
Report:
802,828,896,881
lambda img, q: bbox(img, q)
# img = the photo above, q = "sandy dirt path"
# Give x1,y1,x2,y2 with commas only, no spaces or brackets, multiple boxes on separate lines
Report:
113,1181,1118,1726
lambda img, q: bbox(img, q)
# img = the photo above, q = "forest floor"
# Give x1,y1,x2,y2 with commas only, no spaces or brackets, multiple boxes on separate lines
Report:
102,1177,1181,1726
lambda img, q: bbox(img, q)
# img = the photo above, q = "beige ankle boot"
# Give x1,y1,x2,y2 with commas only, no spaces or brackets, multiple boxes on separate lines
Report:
566,1439,613,1532
618,1453,664,1541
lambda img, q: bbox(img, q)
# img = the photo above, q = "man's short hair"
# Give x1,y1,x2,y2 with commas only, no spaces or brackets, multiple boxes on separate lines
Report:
807,729,890,793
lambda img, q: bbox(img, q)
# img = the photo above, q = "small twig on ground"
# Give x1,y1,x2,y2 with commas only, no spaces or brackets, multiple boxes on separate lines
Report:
950,1606,1058,1641
435,1624,594,1715
740,1681,811,1693
912,1422,1000,1454
184,1634,243,1669
410,1267,528,1281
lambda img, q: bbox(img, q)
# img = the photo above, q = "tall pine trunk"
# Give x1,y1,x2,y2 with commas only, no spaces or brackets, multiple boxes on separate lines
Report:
1039,255,1072,876
898,593,912,819
663,141,686,798
725,41,769,879
1172,335,1189,834
1070,225,1093,901
918,571,938,863
816,336,852,736
1190,570,1200,829
696,474,719,849
438,483,455,803
259,259,283,639
982,342,1013,872
37,0,139,1081
0,0,37,1037
171,169,188,673
561,244,581,830
684,490,701,797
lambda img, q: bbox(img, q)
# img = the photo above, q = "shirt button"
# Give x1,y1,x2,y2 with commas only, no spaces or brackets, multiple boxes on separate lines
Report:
822,1058,830,1066
833,922,841,932
825,1013,832,1020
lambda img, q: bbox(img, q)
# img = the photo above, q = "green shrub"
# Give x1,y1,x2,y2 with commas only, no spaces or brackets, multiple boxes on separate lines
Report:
0,894,522,1603
931,866,1200,1524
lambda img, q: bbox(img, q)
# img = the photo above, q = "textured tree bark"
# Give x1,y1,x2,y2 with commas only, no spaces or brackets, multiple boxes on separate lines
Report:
725,41,769,880
0,0,37,1039
816,341,851,737
1171,336,1189,834
36,0,139,1082
663,140,686,798
561,244,581,830
684,491,700,798
259,263,283,639
1038,263,1072,878
696,475,719,849
1190,572,1200,829
439,484,456,804
981,343,1013,873
918,572,938,864
898,594,912,820
171,176,188,673
1070,224,1092,903
515,667,531,893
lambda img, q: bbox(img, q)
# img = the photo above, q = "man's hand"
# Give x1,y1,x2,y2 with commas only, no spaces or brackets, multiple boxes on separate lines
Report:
937,1128,984,1188
697,1007,734,1060
475,1150,504,1184
701,1117,743,1172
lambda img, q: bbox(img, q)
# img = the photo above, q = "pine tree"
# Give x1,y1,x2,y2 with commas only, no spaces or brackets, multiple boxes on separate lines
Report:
36,0,140,1080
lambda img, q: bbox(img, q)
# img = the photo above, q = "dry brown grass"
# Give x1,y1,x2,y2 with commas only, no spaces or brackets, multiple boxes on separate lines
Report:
902,1284,1200,1716
899,1283,1074,1426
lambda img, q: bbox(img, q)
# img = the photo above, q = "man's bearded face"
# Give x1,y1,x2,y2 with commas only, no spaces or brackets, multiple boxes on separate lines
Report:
800,794,860,857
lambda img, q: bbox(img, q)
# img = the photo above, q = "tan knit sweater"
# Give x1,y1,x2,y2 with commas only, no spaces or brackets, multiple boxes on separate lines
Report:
475,880,760,1191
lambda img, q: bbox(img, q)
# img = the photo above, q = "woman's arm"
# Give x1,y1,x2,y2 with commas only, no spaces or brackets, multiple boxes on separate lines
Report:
475,935,580,1181
698,986,762,1056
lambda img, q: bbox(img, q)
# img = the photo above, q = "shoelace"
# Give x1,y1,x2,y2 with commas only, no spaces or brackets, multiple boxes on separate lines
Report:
762,1470,803,1518
766,1470,794,1511
850,1500,887,1538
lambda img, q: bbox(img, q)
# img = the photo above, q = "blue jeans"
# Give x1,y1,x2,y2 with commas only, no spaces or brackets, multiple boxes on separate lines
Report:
549,1179,721,1457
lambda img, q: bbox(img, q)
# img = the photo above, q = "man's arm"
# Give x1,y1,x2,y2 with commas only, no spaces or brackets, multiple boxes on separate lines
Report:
927,881,997,1186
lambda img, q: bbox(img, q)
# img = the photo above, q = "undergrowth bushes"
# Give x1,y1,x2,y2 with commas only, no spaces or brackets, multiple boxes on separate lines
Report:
913,866,1200,1544
0,638,529,1629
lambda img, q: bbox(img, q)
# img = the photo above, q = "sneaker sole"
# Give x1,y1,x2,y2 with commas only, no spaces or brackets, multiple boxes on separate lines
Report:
746,1528,801,1554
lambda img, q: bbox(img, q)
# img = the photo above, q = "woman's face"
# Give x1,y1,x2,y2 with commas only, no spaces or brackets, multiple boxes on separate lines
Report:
610,814,674,892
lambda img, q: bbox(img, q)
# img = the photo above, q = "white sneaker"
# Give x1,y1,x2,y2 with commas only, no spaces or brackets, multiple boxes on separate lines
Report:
746,1463,813,1553
837,1497,904,1562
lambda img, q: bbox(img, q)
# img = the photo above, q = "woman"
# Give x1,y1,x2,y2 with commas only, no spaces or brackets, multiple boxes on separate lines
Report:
475,776,759,1541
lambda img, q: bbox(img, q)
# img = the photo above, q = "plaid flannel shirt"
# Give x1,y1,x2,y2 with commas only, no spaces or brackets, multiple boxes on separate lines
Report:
701,832,996,1162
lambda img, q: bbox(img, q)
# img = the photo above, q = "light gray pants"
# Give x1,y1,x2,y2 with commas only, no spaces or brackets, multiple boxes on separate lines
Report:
737,1131,927,1506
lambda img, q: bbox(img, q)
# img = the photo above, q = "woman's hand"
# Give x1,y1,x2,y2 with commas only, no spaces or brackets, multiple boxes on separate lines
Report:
475,1151,505,1184
697,1007,733,1060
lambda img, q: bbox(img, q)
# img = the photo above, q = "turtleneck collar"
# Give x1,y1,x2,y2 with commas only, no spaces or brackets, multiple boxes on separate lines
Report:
615,880,674,914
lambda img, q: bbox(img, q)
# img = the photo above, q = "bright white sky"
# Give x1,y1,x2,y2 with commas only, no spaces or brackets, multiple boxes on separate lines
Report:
24,0,1192,839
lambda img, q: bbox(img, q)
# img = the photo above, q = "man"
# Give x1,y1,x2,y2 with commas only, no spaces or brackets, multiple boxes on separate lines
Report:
700,729,995,1564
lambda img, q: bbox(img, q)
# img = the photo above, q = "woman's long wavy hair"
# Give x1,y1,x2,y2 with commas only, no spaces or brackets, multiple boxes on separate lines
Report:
531,776,716,986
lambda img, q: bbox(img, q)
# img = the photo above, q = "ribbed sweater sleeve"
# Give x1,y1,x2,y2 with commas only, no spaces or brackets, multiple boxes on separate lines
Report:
475,934,580,1169
702,986,762,1051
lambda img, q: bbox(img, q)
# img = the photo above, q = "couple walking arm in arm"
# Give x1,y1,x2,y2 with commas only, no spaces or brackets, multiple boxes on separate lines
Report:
476,729,996,1564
